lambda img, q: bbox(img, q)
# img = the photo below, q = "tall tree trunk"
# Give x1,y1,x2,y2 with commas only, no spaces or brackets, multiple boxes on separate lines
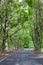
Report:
2,19,7,51
2,33,6,51
34,1,42,51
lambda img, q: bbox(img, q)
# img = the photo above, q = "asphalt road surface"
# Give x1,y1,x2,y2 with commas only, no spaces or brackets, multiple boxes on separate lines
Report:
0,50,43,65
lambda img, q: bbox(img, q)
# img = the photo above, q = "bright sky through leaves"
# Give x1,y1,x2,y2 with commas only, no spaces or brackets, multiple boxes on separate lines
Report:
19,0,22,2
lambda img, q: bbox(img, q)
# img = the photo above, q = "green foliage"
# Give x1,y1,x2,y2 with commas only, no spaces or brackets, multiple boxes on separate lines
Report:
25,0,32,7
0,0,43,51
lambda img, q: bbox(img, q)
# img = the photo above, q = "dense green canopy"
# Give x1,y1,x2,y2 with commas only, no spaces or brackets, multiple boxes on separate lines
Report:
0,0,43,51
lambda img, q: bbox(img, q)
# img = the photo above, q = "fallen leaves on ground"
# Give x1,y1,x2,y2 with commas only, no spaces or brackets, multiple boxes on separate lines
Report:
0,51,15,62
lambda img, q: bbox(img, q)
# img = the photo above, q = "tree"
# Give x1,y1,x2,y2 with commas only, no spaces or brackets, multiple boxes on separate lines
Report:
0,0,17,51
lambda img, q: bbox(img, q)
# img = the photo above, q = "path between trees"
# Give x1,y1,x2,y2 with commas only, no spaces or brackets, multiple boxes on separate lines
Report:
0,50,43,65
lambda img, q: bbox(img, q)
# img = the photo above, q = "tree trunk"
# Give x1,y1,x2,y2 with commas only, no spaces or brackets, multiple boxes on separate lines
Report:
2,34,6,51
33,1,42,51
2,20,7,51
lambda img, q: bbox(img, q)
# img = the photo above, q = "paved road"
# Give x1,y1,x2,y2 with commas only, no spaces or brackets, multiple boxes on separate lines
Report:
0,50,43,65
